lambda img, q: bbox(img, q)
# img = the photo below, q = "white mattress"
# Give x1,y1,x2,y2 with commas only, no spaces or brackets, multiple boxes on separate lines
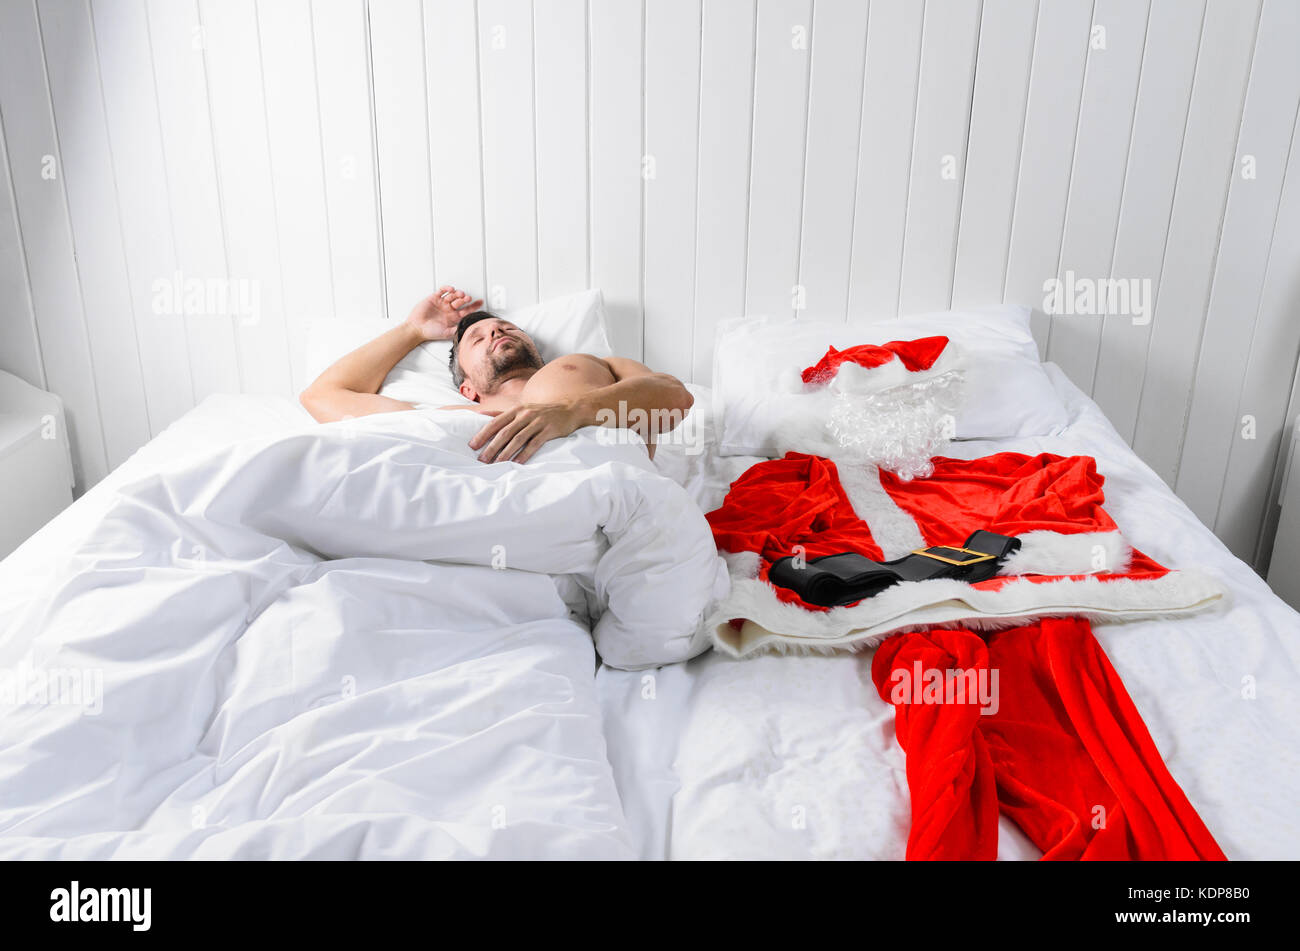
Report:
599,366,1300,860
7,380,1298,859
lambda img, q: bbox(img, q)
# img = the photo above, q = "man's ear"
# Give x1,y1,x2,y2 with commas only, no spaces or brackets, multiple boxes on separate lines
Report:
458,381,479,402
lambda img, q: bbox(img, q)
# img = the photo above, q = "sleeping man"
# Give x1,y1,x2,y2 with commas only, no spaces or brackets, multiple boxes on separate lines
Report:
300,286,693,463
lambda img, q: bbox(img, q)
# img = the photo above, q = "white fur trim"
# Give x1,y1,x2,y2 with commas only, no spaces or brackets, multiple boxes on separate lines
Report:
834,463,926,559
999,530,1132,577
827,343,962,395
704,565,1227,659
721,549,761,580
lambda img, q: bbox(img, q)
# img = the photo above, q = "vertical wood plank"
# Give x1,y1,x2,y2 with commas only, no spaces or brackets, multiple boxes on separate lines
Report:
200,0,293,395
1045,0,1149,392
642,0,700,379
691,0,755,382
846,0,924,321
258,0,336,392
897,0,982,316
744,0,812,320
0,0,108,486
146,0,241,400
424,0,486,294
796,0,869,322
534,0,589,301
588,0,642,356
478,0,538,312
950,0,1037,311
1092,0,1204,443
369,0,435,321
1002,0,1093,351
1131,0,1261,485
311,0,384,321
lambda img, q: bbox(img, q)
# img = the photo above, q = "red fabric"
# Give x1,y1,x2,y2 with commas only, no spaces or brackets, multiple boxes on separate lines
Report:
706,453,885,575
879,452,1117,543
880,452,1171,587
800,335,950,385
704,451,1166,612
871,618,1227,861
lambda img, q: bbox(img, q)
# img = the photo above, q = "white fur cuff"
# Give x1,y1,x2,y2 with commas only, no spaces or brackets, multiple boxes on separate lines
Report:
999,530,1132,577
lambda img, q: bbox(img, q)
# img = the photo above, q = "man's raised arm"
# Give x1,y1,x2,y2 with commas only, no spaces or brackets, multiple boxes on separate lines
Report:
300,286,482,423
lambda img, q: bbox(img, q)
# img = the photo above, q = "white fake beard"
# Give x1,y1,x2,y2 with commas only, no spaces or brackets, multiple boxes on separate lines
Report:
823,369,964,480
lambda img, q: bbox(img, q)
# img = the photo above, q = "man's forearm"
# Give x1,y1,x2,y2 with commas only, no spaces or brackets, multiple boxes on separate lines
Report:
305,322,424,398
572,373,694,437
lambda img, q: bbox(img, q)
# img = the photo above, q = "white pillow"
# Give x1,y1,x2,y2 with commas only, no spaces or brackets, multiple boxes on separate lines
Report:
711,305,1069,456
302,289,614,408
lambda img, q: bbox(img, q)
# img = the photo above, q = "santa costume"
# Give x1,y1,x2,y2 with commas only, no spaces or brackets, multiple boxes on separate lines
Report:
703,336,1229,860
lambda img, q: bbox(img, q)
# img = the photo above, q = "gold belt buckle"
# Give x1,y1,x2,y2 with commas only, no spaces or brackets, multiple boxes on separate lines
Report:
910,546,997,567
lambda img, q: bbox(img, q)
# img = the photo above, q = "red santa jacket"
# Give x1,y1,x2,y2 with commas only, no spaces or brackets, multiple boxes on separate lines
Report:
703,451,1225,658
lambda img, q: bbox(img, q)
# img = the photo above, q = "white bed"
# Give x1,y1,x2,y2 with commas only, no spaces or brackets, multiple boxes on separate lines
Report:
2,369,1296,860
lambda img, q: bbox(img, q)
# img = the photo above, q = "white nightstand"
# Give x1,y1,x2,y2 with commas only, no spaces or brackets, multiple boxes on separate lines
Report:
0,371,75,559
1268,420,1300,610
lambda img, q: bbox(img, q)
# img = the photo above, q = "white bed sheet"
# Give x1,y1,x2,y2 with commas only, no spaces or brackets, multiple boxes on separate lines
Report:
599,365,1300,860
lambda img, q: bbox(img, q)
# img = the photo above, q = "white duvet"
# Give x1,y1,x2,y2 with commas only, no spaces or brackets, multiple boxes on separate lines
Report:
0,409,725,859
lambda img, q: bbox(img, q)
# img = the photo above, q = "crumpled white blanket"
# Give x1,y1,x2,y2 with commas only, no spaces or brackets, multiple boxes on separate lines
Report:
0,409,726,858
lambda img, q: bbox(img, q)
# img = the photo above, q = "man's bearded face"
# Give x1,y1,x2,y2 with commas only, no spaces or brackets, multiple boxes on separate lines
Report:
457,318,544,395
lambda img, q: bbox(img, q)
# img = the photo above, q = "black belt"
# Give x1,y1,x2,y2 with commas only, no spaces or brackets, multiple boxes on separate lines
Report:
768,530,1021,608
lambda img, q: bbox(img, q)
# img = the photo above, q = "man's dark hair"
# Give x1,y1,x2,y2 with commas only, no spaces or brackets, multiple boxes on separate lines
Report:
449,311,496,388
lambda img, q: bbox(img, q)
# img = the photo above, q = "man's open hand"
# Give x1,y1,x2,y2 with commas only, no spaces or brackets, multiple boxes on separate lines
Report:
470,401,585,464
405,286,484,341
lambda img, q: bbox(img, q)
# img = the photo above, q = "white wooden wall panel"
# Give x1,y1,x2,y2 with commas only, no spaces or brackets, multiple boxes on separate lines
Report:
1223,111,1300,563
691,0,754,380
1131,0,1261,485
1045,0,1149,392
1176,0,1300,537
2,0,1298,577
1091,0,1204,443
370,0,435,322
201,0,293,395
897,0,981,316
478,0,538,313
257,0,336,394
1175,0,1300,520
311,0,383,322
744,0,812,320
146,0,241,401
1002,0,1092,350
424,0,486,294
588,0,641,357
642,0,700,381
846,0,923,321
951,0,1037,311
534,0,589,302
796,0,869,323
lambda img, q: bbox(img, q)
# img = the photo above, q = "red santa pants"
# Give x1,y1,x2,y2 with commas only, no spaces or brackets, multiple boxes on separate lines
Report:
871,617,1226,861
